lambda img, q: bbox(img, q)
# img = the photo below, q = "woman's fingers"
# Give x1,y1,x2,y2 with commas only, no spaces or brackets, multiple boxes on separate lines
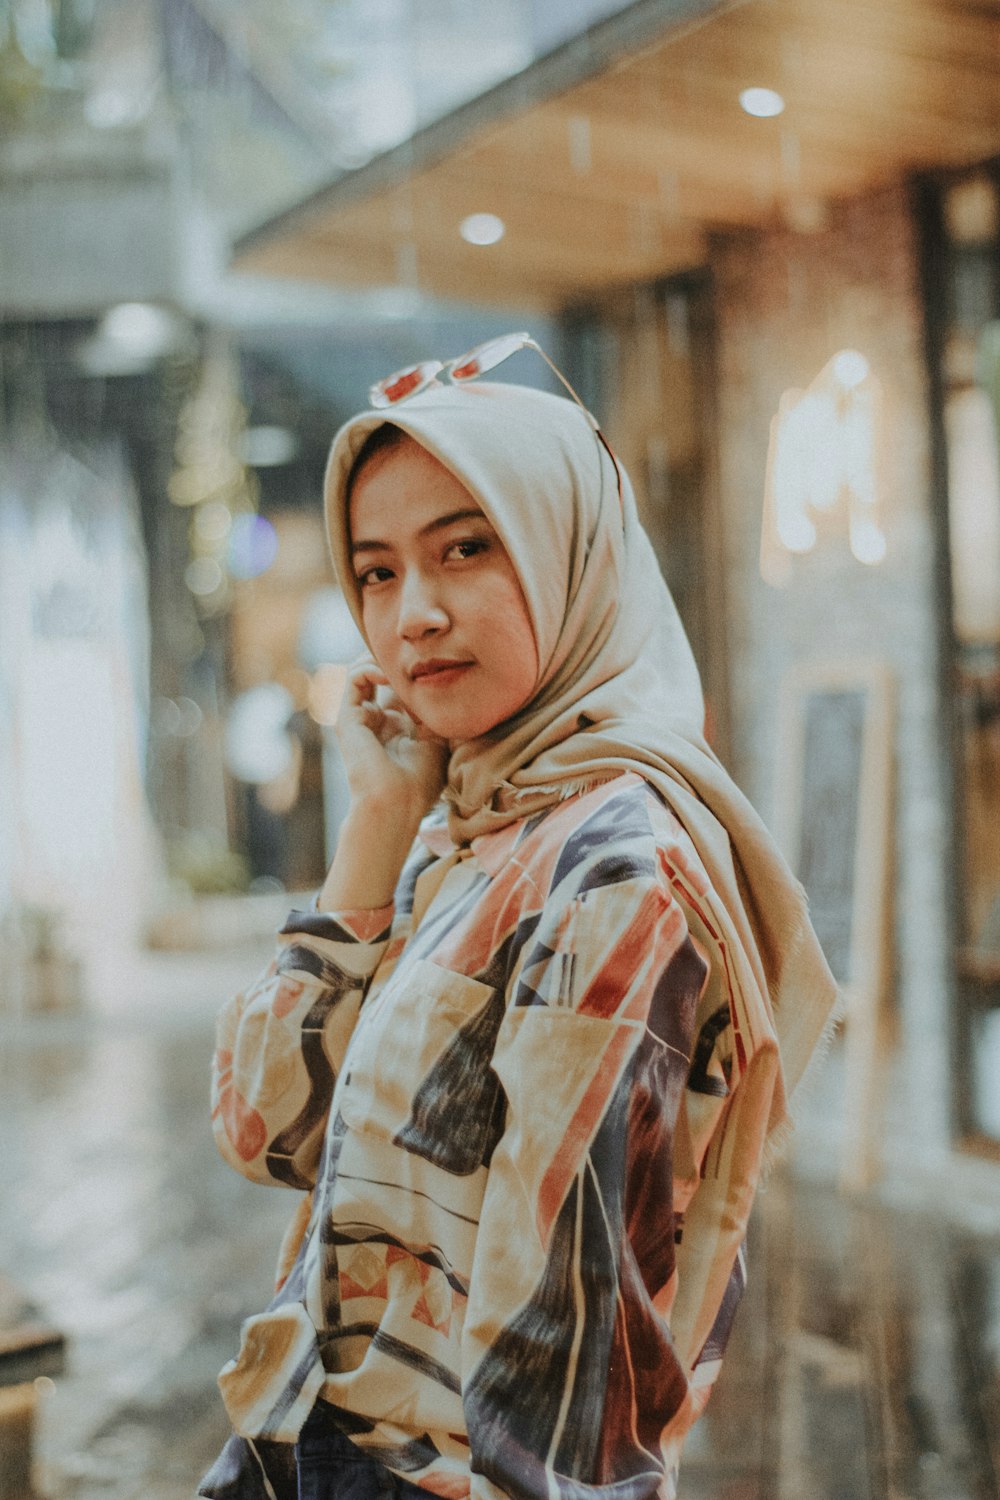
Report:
344,663,420,740
345,658,389,706
339,662,419,755
335,656,447,815
359,704,411,742
342,662,397,737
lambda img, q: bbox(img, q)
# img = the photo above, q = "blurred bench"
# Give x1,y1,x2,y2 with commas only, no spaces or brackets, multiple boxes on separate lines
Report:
0,1278,66,1500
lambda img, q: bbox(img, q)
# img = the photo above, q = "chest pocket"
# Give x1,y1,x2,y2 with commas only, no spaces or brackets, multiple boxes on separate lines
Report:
339,957,505,1176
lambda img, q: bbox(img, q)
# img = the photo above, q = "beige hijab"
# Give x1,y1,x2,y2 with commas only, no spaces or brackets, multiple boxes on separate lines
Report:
325,381,837,1334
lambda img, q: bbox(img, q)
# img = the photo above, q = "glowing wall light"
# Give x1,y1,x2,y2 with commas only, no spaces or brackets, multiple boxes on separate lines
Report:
761,350,886,586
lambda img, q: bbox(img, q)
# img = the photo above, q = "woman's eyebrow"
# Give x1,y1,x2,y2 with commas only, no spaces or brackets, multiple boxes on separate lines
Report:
420,507,487,536
351,508,487,556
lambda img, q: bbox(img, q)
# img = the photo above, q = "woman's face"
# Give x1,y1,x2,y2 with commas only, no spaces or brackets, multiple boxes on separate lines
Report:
348,435,539,742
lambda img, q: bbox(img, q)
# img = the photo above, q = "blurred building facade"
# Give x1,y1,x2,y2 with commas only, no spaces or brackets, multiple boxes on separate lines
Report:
2,0,1000,1194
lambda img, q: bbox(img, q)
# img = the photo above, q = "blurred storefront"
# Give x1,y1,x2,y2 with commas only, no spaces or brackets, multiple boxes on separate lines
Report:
2,0,1000,1194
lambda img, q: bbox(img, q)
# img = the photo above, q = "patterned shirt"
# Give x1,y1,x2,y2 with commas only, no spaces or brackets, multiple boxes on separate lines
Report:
212,773,744,1500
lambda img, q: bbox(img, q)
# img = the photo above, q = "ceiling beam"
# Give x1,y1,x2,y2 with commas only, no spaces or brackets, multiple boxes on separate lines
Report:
233,0,740,262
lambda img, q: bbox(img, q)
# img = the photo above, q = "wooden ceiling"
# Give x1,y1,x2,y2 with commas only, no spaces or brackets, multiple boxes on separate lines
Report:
232,0,1000,311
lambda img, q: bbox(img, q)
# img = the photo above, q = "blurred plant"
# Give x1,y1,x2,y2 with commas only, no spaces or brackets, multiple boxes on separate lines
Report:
0,5,44,124
166,828,250,895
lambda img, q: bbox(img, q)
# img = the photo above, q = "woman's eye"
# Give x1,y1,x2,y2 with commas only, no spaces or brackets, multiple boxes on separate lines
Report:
445,537,488,562
357,565,394,588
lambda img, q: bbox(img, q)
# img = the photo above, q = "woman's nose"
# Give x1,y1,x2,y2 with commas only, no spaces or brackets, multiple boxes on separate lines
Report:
397,570,449,638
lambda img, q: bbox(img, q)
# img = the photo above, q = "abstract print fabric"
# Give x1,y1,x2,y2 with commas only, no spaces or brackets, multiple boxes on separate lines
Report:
324,382,837,1378
209,775,754,1500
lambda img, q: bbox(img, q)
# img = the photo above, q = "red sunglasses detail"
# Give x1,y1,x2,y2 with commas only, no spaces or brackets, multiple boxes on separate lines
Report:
381,365,440,404
367,332,624,515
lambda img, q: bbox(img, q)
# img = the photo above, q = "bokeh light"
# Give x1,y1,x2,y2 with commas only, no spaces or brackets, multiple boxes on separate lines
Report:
308,664,349,726
850,517,888,566
224,683,295,783
175,697,204,736
832,349,871,390
460,213,506,245
739,87,785,118
184,556,224,596
297,588,365,670
227,515,279,579
193,501,233,544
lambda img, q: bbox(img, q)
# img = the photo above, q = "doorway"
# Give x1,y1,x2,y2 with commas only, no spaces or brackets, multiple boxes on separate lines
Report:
918,162,1000,1149
560,272,730,760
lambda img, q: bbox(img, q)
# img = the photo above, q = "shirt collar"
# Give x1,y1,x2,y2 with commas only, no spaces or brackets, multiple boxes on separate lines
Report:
417,807,523,877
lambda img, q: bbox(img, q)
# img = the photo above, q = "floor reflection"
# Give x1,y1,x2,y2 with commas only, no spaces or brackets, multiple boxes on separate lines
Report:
2,978,999,1499
682,1171,1000,1499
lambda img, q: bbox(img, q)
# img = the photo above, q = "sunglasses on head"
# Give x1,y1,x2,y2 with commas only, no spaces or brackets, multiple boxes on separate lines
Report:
368,331,624,513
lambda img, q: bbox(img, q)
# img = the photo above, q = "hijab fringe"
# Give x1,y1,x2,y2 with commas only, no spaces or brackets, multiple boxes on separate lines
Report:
759,998,845,1180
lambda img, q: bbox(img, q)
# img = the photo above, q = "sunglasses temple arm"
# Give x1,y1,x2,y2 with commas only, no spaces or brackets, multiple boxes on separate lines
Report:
529,341,625,517
530,343,601,431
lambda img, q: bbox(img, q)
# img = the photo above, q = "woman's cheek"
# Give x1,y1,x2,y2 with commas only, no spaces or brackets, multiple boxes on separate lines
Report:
360,605,394,673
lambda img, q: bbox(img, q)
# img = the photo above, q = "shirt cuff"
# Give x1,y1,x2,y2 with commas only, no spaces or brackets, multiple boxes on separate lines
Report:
281,903,394,944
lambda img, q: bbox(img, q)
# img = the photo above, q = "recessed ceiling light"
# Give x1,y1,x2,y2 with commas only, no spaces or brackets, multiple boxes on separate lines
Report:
739,87,785,118
460,213,505,246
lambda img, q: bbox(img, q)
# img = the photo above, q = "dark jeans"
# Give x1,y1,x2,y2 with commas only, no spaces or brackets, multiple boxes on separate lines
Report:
294,1415,430,1500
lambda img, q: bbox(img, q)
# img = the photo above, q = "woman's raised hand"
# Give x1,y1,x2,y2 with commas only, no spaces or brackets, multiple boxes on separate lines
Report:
318,658,448,913
336,658,449,824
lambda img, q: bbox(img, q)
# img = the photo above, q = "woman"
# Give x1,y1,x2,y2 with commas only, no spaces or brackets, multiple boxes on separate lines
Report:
199,338,837,1500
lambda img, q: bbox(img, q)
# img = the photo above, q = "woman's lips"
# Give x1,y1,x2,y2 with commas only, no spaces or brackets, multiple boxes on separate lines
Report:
410,660,474,686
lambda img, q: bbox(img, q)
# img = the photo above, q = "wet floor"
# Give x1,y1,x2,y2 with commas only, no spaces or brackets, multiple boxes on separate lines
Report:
2,947,999,1500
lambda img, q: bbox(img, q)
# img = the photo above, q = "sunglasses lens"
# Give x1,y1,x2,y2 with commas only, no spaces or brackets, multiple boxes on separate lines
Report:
369,362,441,407
449,332,533,382
449,356,483,382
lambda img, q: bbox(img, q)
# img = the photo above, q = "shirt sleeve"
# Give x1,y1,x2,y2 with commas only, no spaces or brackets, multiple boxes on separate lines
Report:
460,868,712,1500
211,904,394,1190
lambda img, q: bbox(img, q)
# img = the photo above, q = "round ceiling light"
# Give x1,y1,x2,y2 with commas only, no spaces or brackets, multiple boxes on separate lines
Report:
460,213,506,246
739,87,786,118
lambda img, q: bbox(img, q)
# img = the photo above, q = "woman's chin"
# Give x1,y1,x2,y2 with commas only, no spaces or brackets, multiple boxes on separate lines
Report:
425,708,501,744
